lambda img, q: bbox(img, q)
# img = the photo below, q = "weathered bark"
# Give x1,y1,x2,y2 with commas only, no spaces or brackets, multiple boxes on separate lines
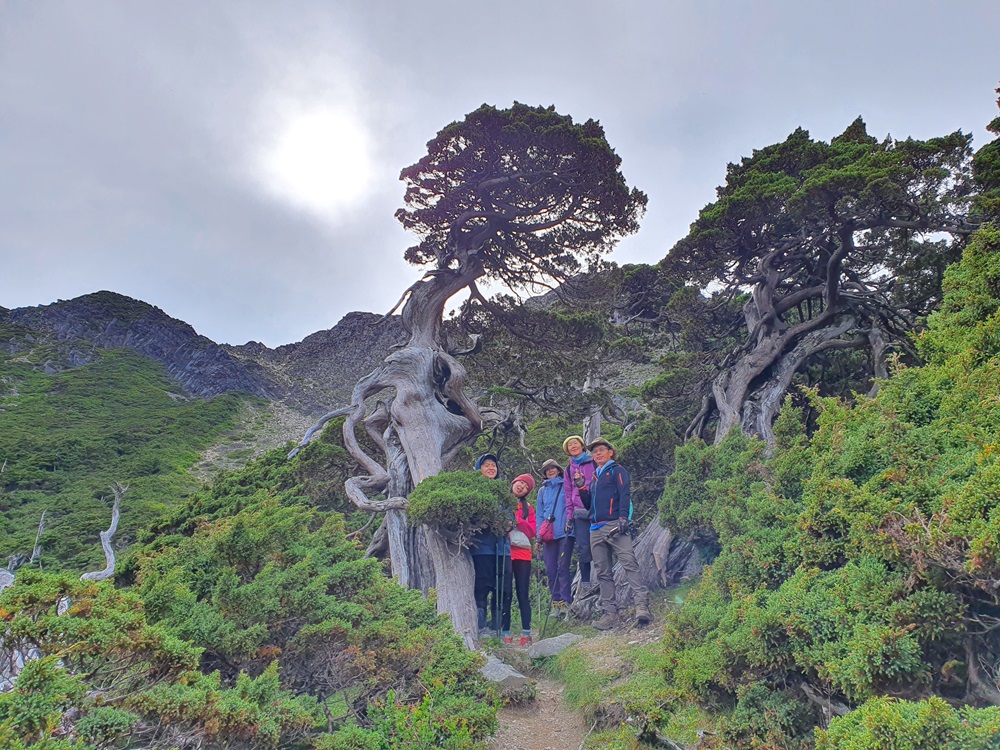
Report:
292,262,488,647
569,518,698,621
800,682,852,722
81,483,126,582
867,326,891,398
739,316,858,445
30,511,45,567
964,638,1000,707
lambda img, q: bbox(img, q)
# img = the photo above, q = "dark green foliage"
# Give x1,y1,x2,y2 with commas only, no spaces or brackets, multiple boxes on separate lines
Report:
124,455,496,748
816,697,1000,750
75,707,139,749
0,571,317,749
0,342,244,569
406,471,514,539
0,657,87,743
397,102,647,287
615,223,1000,748
972,86,1000,220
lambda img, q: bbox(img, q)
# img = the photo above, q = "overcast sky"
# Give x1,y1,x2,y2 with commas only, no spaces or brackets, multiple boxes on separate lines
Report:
2,1,998,346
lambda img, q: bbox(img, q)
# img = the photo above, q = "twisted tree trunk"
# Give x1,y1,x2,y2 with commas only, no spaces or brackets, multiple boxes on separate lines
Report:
294,265,486,647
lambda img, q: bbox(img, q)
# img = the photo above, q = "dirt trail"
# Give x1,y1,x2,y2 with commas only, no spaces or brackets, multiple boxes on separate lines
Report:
489,676,589,750
488,619,666,749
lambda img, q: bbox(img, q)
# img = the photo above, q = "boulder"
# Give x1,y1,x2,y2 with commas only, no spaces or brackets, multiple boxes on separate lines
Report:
526,633,584,659
481,654,534,702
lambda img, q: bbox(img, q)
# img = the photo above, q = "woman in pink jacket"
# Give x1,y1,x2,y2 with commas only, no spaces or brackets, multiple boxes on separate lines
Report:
509,473,536,646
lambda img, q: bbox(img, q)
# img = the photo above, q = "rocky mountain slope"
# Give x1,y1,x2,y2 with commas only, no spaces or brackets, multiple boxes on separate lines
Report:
1,291,406,416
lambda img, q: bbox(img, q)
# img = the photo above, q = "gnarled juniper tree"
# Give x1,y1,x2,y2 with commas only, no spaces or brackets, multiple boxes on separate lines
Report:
294,103,645,645
665,119,976,446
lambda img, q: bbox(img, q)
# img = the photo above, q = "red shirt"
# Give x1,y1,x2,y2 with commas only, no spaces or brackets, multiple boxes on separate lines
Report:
510,500,536,561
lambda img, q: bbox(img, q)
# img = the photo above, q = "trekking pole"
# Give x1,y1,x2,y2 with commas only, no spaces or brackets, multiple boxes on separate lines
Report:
495,545,502,639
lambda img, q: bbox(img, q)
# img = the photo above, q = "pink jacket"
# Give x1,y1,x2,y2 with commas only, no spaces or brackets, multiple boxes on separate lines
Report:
511,501,536,562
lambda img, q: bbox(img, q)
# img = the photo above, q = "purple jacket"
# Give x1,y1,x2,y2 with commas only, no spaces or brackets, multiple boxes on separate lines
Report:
564,453,596,518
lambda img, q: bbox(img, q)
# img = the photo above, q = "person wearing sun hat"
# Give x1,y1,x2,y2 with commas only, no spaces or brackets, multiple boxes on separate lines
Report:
562,435,595,593
577,437,651,629
536,458,573,616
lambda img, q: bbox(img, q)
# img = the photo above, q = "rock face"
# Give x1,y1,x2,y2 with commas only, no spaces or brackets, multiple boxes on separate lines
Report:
526,633,584,659
481,654,533,701
3,292,271,398
224,311,406,414
1,292,406,414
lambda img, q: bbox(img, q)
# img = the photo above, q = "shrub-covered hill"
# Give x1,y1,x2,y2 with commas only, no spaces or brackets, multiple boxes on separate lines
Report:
0,325,249,570
1,432,496,749
602,224,1000,747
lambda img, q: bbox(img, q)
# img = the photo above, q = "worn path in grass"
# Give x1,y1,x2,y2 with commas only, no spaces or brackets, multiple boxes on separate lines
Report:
489,675,589,750
488,618,666,750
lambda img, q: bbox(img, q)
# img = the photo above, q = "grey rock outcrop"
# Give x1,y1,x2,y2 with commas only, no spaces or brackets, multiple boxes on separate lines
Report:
224,311,406,414
481,654,533,701
1,293,405,413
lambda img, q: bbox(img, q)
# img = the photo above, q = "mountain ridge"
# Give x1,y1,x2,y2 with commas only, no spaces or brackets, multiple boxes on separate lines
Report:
1,291,406,414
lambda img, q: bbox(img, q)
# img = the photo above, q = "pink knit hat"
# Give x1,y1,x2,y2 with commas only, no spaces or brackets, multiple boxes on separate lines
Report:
511,473,535,495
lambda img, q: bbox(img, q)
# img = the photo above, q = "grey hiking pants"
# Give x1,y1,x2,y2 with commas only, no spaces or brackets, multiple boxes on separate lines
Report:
590,523,649,615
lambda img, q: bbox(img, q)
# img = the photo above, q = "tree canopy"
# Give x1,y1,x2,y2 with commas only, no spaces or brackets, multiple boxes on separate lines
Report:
396,102,647,290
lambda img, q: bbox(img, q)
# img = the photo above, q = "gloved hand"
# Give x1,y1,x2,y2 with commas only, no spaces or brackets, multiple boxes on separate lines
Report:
573,472,586,489
617,517,629,536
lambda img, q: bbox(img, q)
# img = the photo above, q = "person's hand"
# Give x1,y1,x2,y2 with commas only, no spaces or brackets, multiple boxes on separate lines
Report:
565,521,573,535
618,517,629,535
573,473,586,489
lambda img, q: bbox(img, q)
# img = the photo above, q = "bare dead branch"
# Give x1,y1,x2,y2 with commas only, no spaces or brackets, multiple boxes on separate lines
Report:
81,483,127,582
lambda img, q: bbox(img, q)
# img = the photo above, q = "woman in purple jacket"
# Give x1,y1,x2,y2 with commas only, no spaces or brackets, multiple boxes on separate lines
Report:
562,435,594,593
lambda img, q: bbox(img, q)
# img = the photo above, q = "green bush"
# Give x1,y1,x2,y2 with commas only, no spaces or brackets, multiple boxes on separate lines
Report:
816,696,1000,750
406,471,514,540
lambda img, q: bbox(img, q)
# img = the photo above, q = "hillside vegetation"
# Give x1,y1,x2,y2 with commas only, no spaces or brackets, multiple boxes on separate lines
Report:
3,92,1000,749
596,224,1000,748
0,327,247,569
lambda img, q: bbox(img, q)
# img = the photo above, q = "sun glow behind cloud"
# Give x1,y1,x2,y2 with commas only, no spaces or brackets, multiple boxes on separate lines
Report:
260,108,374,218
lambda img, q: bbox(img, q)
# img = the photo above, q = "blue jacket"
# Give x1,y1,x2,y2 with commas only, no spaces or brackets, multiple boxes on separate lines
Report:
580,461,632,525
470,530,511,556
535,475,567,540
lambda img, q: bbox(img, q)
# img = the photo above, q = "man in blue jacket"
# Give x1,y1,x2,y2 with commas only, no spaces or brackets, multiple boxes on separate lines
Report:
577,438,651,629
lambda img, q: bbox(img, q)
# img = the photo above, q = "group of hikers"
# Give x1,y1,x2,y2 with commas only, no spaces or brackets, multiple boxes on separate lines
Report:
471,434,651,646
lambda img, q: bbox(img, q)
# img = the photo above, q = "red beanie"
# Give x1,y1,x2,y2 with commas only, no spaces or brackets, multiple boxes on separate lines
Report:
512,473,535,495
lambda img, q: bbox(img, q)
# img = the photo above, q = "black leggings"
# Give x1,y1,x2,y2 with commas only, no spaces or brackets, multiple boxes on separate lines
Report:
473,554,512,632
512,559,532,632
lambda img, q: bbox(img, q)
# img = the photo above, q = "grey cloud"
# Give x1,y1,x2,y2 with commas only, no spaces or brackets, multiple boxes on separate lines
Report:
2,1,998,345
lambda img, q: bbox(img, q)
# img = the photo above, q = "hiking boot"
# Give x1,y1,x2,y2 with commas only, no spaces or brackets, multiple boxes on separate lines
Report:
503,636,513,645
548,602,562,618
519,635,532,647
593,612,619,631
635,604,652,626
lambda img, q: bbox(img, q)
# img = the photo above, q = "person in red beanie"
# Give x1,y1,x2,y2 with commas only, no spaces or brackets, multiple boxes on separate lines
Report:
508,473,536,646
